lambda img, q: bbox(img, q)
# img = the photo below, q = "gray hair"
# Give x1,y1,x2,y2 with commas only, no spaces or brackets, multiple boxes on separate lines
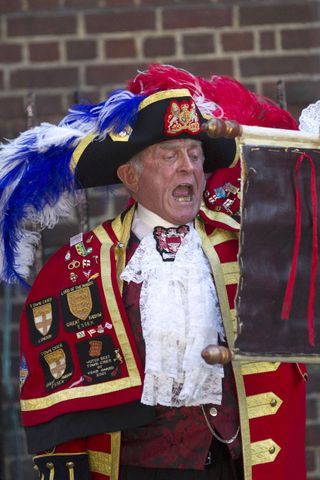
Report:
128,152,144,175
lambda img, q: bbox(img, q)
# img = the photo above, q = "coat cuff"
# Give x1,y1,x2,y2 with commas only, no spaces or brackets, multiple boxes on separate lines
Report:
33,452,90,480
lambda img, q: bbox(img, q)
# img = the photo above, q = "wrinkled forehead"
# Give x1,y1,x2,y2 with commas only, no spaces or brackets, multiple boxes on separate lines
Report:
141,138,203,158
157,138,203,150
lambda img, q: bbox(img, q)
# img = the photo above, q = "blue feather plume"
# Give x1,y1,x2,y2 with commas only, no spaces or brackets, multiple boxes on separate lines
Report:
62,89,146,138
0,124,86,287
0,90,147,287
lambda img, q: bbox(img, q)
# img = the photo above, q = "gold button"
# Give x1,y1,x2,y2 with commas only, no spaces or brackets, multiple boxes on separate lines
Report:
209,407,218,417
269,446,276,454
270,399,277,407
46,462,54,469
66,461,75,469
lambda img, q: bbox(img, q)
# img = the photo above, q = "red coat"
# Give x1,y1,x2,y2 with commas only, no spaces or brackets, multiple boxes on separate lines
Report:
20,204,307,480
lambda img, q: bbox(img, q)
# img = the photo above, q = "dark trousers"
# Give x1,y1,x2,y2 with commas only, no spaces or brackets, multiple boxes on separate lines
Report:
119,442,244,480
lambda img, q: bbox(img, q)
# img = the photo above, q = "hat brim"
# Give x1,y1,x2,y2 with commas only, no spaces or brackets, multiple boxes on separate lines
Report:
73,89,237,188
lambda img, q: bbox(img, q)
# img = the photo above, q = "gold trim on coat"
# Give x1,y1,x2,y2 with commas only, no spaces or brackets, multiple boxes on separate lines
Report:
196,218,252,480
88,450,111,476
247,392,283,419
221,261,240,286
251,439,281,466
88,432,121,479
93,219,141,388
199,203,240,231
241,362,280,376
110,432,121,480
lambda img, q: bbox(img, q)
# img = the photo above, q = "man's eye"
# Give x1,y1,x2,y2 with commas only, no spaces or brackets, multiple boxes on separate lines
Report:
189,151,203,161
164,152,177,161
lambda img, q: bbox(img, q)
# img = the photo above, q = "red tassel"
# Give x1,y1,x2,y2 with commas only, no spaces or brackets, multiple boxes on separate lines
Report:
281,153,318,346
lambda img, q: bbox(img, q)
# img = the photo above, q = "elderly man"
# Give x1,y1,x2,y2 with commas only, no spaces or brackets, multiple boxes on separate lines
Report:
0,72,307,480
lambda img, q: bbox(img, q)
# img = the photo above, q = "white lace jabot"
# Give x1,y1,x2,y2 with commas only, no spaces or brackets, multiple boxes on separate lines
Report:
121,205,224,407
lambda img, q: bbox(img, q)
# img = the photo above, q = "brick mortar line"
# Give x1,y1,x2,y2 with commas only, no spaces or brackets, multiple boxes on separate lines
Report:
2,47,320,72
1,5,160,20
1,2,318,16
3,21,320,40
77,12,86,38
2,22,320,41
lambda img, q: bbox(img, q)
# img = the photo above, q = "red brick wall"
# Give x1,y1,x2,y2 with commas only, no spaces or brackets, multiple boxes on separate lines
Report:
1,0,320,137
1,1,320,479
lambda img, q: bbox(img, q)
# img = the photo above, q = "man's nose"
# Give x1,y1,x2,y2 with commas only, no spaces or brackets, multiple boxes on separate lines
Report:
178,150,194,172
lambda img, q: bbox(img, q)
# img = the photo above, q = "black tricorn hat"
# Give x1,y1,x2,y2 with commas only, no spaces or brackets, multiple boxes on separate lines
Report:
72,88,237,188
0,88,237,285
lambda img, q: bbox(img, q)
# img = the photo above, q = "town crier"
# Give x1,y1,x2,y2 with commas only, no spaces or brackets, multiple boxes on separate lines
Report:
0,64,307,480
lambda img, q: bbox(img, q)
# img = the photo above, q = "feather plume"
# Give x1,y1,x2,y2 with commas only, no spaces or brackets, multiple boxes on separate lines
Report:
128,64,223,118
0,89,148,287
0,123,85,286
62,89,146,139
209,75,298,129
128,63,298,130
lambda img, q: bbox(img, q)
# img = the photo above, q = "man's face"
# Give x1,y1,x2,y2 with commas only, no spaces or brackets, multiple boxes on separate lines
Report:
134,138,206,225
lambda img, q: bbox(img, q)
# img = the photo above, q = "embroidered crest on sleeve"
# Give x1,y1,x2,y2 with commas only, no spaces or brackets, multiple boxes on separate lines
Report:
60,281,104,332
75,335,122,384
26,297,59,345
40,342,73,391
164,99,200,135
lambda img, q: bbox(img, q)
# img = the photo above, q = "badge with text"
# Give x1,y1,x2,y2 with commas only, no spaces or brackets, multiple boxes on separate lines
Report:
60,281,104,332
26,297,59,345
76,335,122,384
153,225,189,261
40,342,73,391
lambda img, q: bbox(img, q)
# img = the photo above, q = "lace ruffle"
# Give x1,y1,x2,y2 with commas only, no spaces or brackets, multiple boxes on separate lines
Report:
299,99,320,134
121,226,224,407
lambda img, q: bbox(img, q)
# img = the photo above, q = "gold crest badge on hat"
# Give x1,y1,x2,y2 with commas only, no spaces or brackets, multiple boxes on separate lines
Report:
164,99,200,135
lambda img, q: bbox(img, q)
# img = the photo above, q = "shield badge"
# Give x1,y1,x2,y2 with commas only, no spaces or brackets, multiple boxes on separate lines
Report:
67,286,92,320
32,303,52,336
165,99,200,135
89,340,103,357
44,348,66,379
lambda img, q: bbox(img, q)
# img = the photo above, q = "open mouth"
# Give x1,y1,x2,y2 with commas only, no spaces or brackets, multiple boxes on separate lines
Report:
172,184,193,202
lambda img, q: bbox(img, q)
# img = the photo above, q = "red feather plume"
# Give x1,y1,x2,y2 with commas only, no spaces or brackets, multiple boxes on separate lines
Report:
127,63,298,130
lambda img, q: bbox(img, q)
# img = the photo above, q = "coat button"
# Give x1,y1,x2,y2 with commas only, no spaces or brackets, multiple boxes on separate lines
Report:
270,399,277,407
269,446,276,454
209,407,218,417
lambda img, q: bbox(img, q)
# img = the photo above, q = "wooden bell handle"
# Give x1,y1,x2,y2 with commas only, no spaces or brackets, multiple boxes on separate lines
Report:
202,118,242,139
201,345,233,365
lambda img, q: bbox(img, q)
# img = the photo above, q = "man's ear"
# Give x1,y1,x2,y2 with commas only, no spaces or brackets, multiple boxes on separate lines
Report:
117,163,139,193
